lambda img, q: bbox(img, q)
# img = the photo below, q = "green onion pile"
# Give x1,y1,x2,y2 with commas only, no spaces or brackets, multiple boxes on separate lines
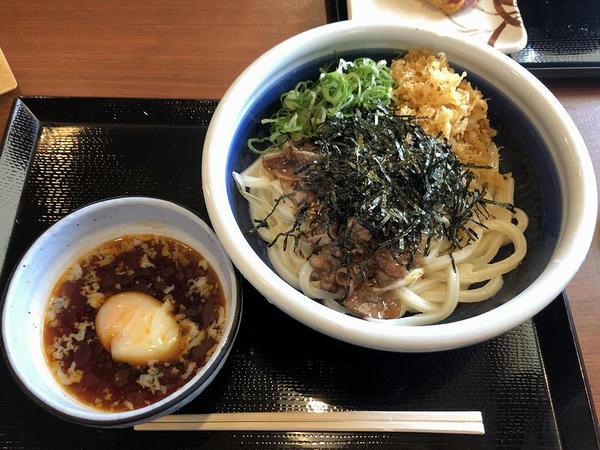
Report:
248,57,394,153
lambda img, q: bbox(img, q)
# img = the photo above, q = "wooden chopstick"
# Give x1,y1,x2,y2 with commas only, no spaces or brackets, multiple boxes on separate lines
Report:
134,411,485,434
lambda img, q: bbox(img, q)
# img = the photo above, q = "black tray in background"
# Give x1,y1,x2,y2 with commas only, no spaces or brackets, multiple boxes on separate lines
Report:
0,97,598,449
511,0,600,77
327,1,600,77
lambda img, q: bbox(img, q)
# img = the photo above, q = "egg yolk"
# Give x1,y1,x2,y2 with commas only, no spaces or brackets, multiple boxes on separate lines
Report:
95,292,181,365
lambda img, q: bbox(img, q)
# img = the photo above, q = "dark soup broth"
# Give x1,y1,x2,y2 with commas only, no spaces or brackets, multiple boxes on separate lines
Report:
43,234,226,412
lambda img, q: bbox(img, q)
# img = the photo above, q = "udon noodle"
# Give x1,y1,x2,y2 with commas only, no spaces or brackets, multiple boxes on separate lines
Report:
234,50,528,325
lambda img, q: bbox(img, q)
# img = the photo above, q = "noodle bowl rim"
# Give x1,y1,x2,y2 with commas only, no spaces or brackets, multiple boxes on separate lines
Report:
203,22,597,351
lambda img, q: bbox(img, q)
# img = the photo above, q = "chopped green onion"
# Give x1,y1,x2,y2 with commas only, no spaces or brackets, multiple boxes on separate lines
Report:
247,57,394,151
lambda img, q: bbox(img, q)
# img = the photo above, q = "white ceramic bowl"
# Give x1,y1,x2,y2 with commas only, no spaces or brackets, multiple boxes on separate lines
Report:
1,197,242,427
202,22,596,352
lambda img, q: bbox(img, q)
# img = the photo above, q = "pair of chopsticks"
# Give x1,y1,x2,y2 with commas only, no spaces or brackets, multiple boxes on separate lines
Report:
134,411,484,434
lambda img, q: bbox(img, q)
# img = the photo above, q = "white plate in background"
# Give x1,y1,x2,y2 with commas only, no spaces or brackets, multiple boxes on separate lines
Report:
347,0,527,54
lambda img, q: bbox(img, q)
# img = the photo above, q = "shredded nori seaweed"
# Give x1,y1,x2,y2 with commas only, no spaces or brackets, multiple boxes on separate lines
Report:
258,106,503,263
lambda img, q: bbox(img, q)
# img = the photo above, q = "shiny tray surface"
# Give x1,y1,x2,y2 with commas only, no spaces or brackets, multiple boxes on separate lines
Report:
0,97,597,449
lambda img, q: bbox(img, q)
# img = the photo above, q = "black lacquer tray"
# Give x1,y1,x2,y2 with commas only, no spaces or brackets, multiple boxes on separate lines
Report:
0,97,598,449
511,0,600,77
327,1,600,77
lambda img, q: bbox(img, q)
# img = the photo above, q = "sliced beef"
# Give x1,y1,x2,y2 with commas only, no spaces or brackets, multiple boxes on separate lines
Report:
343,287,403,319
262,141,318,181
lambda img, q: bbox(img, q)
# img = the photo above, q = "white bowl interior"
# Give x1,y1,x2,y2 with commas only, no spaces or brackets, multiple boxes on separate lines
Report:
2,197,239,424
202,22,597,351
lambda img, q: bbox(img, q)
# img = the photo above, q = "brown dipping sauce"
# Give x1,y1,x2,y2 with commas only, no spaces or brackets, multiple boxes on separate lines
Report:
43,234,226,412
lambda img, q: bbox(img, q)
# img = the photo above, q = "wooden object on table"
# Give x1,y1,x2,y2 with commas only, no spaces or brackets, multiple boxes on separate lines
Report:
134,411,485,434
0,49,17,96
